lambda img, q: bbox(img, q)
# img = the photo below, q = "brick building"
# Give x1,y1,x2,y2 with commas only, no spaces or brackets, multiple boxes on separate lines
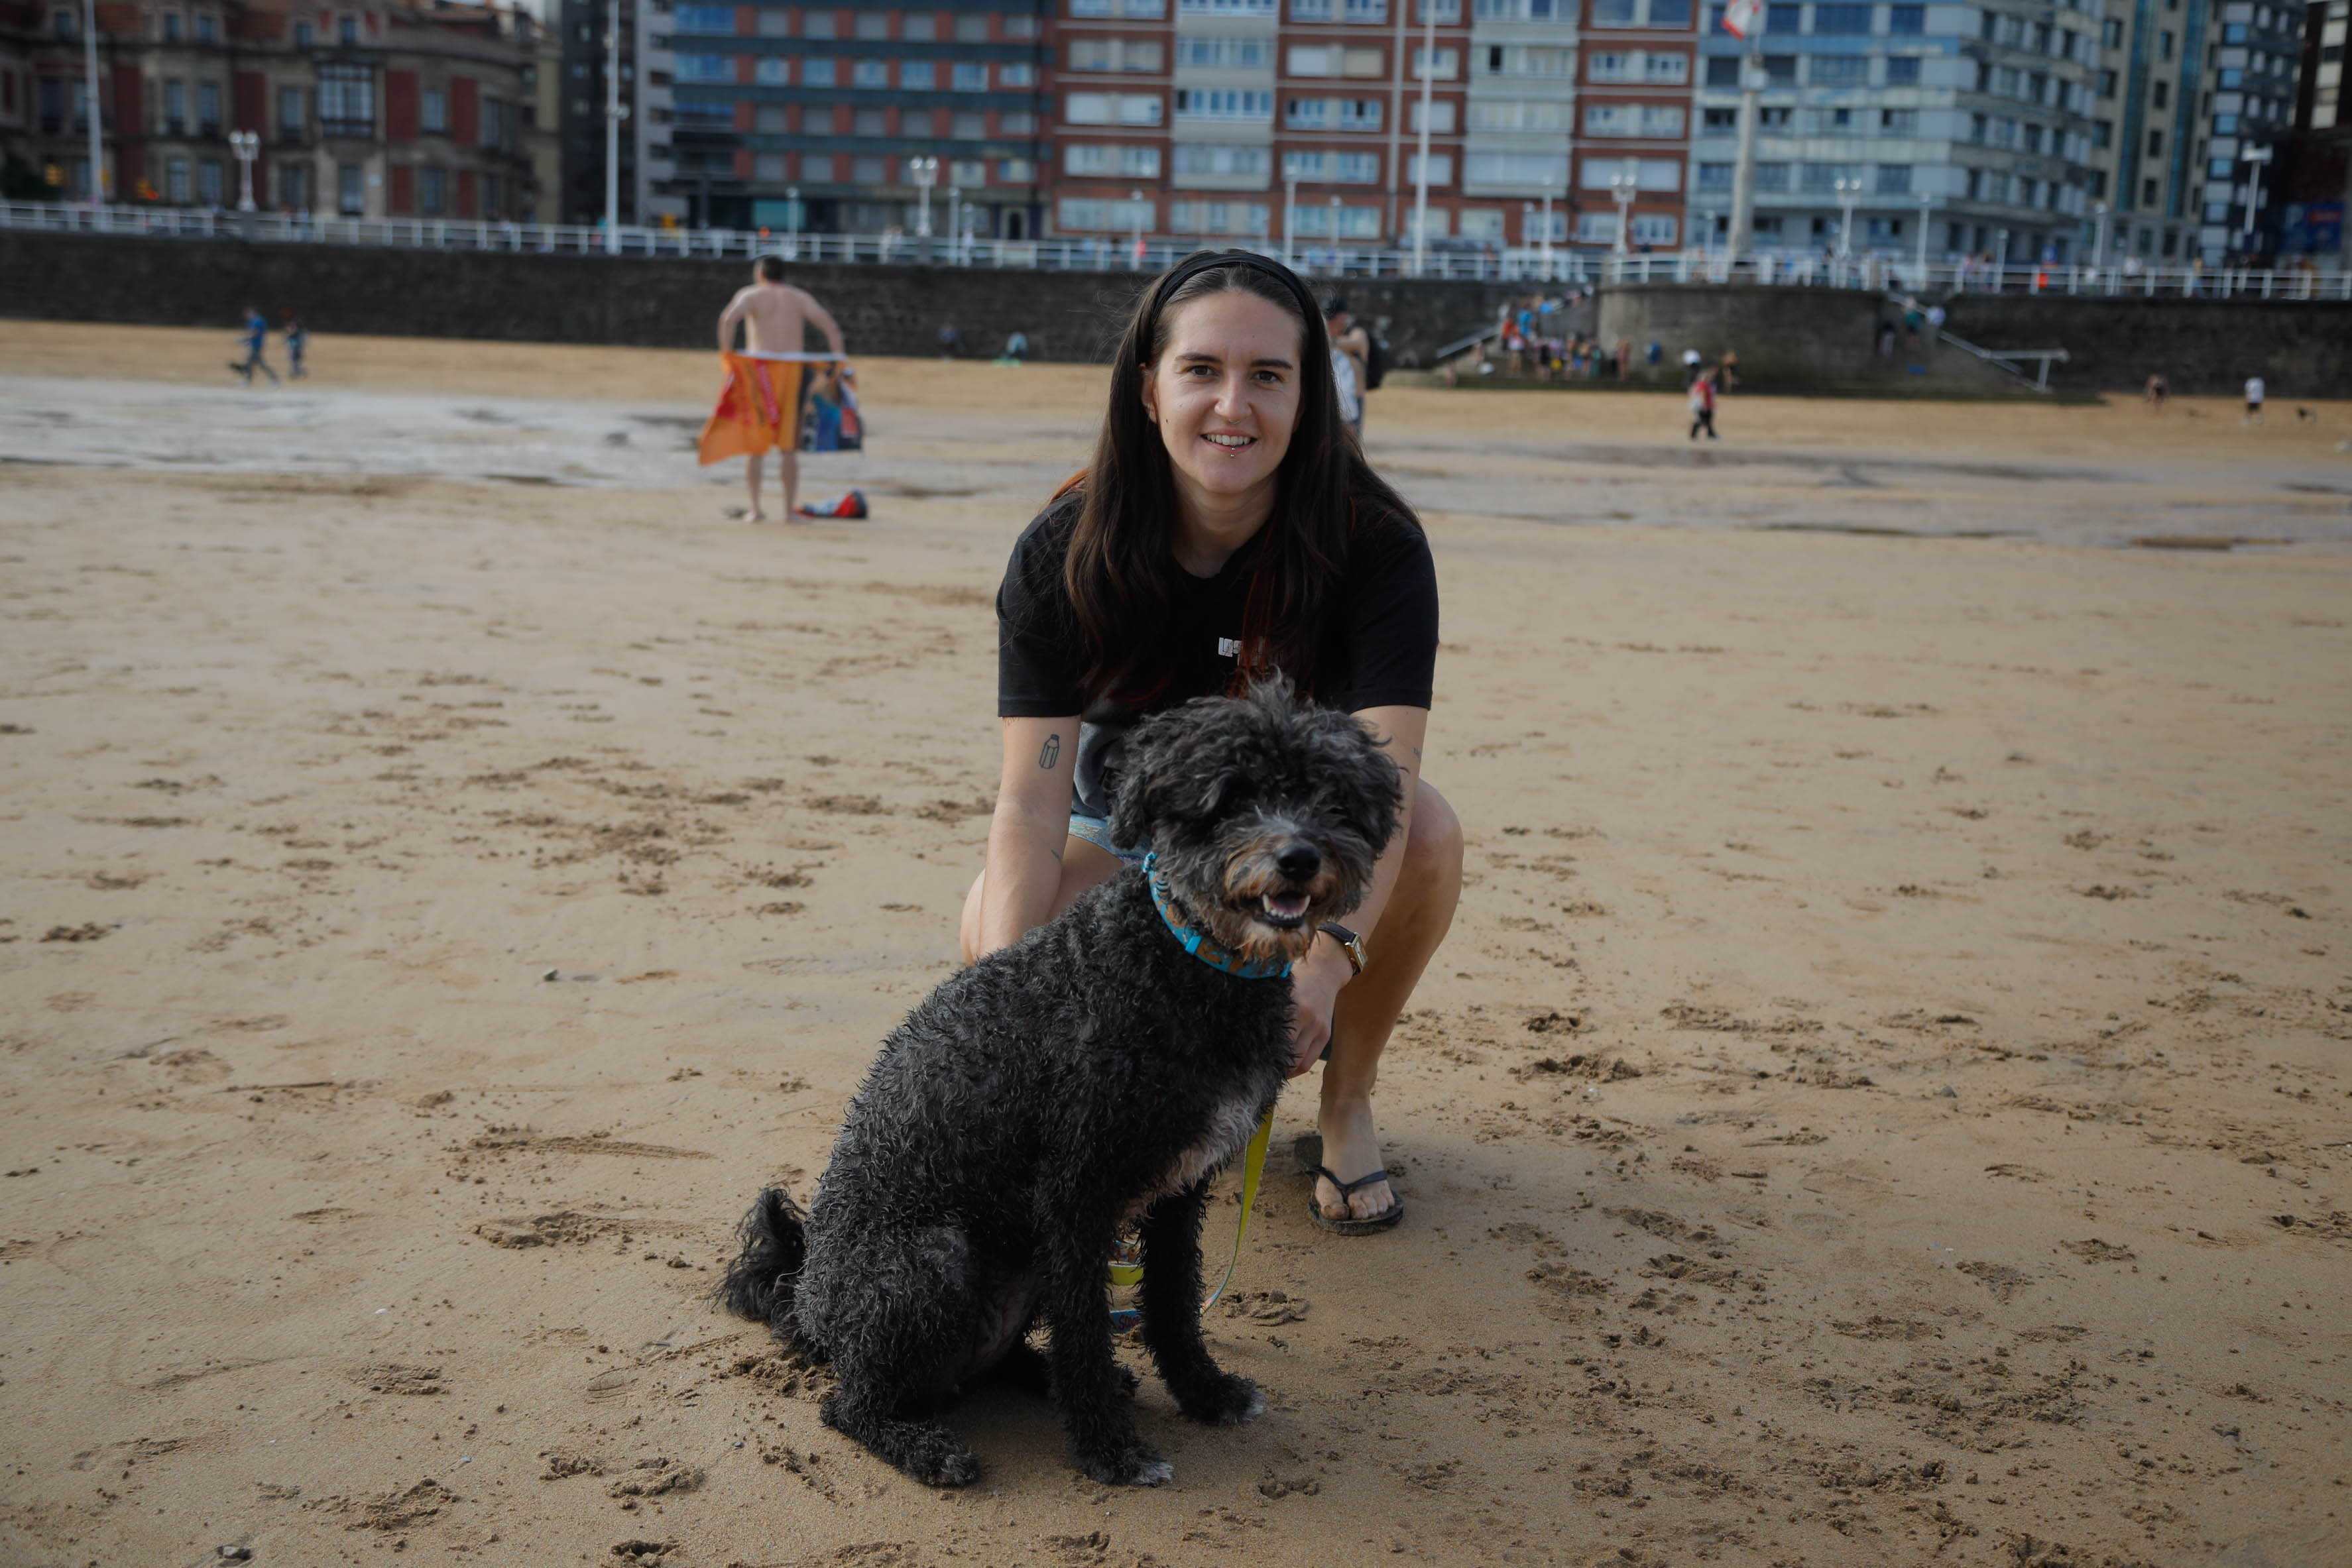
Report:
0,0,553,219
1568,0,1696,247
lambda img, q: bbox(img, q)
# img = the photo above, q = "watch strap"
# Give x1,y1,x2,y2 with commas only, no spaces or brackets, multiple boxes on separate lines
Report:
1319,922,1366,976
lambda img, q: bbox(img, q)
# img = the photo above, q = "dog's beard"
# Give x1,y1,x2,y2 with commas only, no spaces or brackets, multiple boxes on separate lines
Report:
1159,833,1368,966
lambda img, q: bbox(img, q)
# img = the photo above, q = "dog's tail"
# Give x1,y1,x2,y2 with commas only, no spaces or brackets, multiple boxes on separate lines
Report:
715,1186,811,1340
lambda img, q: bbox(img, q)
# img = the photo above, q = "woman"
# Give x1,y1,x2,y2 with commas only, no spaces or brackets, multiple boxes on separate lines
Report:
959,250,1462,1233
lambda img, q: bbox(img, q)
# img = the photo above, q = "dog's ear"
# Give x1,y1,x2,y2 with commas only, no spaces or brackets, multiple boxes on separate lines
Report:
1305,707,1405,870
1106,708,1176,850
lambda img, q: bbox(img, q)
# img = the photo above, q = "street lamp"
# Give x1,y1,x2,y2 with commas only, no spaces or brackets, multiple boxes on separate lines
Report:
2239,143,2274,254
2091,200,2108,272
81,0,103,208
603,0,626,253
947,180,962,260
1130,187,1147,268
1329,194,1342,269
1411,0,1435,277
909,154,937,239
227,129,259,211
1540,180,1555,280
786,184,799,256
1994,226,2010,280
1608,162,1637,256
1833,176,1860,266
1916,190,1932,279
1283,174,1299,266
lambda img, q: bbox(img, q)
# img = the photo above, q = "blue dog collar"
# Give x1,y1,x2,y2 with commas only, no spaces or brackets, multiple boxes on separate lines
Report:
1142,852,1294,980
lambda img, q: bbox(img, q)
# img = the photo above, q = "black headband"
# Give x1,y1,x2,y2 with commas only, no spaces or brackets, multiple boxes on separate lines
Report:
1144,249,1325,340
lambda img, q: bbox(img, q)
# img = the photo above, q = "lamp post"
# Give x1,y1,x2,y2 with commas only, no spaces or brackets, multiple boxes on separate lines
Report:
2238,142,2273,255
604,0,623,252
786,184,799,256
81,0,103,207
1283,174,1299,266
1833,175,1859,268
228,128,259,211
2091,199,2107,272
1130,186,1146,268
1329,193,1342,269
1411,0,1434,276
1540,180,1555,280
1994,225,2009,282
1608,162,1636,256
947,180,962,260
1916,189,1931,280
1521,199,1533,276
909,154,937,239
1722,0,1768,261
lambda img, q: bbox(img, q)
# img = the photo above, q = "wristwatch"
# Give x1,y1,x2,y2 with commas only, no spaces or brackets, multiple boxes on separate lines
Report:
1319,922,1366,976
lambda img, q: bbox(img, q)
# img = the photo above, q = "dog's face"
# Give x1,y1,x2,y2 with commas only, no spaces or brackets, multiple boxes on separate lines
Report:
1110,679,1403,965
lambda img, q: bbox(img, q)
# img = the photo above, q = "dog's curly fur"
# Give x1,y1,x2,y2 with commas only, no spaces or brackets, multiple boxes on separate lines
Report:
717,680,1401,1488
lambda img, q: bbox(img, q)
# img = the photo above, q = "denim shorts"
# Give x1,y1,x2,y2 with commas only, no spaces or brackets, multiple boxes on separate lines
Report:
1067,814,1146,867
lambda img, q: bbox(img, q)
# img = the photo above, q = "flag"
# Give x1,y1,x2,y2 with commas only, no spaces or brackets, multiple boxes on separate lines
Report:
1722,0,1763,39
695,353,847,466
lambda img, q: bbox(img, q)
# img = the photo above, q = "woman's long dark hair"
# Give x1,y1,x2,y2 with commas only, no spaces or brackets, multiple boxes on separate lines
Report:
1062,250,1420,704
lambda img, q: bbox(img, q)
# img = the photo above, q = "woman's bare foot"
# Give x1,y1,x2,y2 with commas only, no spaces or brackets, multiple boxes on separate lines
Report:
1313,1088,1395,1223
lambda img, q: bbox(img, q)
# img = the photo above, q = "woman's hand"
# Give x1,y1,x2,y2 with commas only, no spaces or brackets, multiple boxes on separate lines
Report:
1286,934,1354,1077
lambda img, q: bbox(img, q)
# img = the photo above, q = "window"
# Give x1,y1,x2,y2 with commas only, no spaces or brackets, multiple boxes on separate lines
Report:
1705,55,1740,84
339,15,357,42
1068,91,1167,123
1407,151,1452,184
1884,55,1919,82
1464,150,1569,186
1408,98,1455,132
160,12,180,39
1759,104,1791,127
1403,206,1449,240
2150,79,2168,108
1588,0,1633,19
277,85,305,140
1168,199,1269,234
1753,160,1789,189
166,80,187,133
674,54,733,82
1071,0,1165,13
1576,212,1620,243
902,107,935,135
1812,54,1867,82
293,19,312,45
854,107,887,134
1813,3,1871,30
1056,195,1154,229
854,10,890,38
803,9,835,35
756,104,787,130
422,87,447,131
851,154,887,182
1000,109,1037,132
1580,155,1680,188
2091,119,2111,147
904,12,936,38
853,60,888,87
166,156,190,201
674,5,733,31
1486,44,1569,75
1173,142,1265,176
318,62,373,137
1589,50,1631,80
1069,141,1164,175
1888,4,1923,32
1286,95,1326,127
1880,107,1915,133
337,161,363,213
1875,162,1911,191
1176,87,1273,117
1767,2,1800,30
757,9,790,34
194,13,214,40
756,57,789,84
1417,0,1461,17
1582,103,1629,132
803,106,836,133
802,58,836,85
1178,37,1271,68
950,158,987,185
1476,99,1572,130
1643,105,1685,133
197,81,221,133
1412,46,1458,78
1646,52,1689,82
2147,127,2162,154
801,154,835,180
1002,63,1038,85
421,165,447,213
278,163,308,206
1799,160,1860,191
197,158,222,203
2096,66,2115,95
1765,54,1796,82
1006,10,1044,27
998,157,1036,181
1338,97,1380,129
902,60,935,89
1283,150,1379,180
1178,0,1275,11
1702,106,1737,130
1651,0,1693,24
1631,213,1678,245
947,109,985,137
951,60,988,89
1287,45,1383,76
1697,161,1734,187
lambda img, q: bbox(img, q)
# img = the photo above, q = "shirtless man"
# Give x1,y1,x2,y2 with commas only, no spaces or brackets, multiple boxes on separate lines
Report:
717,255,847,524
1321,294,1370,441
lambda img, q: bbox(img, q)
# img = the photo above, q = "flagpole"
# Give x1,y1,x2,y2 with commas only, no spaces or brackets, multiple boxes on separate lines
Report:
1722,0,1765,268
1412,0,1434,277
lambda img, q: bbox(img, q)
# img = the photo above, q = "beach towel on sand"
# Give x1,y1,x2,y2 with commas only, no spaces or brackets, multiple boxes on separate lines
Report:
696,353,851,465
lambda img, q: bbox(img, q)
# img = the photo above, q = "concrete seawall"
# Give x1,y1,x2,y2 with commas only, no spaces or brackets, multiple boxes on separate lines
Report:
5,229,2347,395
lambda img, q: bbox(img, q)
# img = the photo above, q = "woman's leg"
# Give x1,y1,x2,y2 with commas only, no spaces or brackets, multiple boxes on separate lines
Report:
1315,780,1464,1222
959,837,1124,964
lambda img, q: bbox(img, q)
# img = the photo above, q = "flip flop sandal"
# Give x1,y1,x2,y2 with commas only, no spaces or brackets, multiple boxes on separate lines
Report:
1293,1135,1403,1235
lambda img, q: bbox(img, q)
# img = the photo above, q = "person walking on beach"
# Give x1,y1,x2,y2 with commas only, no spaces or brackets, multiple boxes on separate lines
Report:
282,311,308,380
2145,372,2169,413
964,250,1461,1233
1688,367,1719,441
2243,374,2265,424
716,255,847,524
229,305,280,386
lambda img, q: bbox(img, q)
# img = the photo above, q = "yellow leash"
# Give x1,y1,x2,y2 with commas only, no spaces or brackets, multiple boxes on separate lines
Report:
1107,1106,1274,1324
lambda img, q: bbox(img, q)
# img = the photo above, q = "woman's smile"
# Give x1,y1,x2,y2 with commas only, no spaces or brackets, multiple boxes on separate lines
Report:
1140,290,1303,565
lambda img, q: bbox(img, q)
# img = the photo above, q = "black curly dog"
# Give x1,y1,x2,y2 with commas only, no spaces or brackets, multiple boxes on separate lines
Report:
717,681,1401,1487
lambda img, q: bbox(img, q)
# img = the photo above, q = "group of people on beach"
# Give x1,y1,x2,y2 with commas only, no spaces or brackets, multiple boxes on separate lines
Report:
227,306,306,386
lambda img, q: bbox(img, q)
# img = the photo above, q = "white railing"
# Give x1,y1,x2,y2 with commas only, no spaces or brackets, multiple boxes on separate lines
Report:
5,201,2346,298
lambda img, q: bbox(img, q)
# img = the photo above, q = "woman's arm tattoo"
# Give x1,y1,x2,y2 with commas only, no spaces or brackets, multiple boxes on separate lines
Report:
1038,732,1061,769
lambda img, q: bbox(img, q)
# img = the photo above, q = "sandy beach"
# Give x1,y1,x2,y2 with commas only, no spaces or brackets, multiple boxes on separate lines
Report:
1,321,2347,1568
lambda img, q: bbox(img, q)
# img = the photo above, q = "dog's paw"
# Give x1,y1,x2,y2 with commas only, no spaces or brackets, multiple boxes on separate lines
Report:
1079,1444,1173,1487
911,1445,982,1488
1176,1371,1265,1427
1114,1363,1142,1401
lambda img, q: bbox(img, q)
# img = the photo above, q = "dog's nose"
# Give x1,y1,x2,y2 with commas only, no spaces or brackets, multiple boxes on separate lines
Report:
1274,844,1321,881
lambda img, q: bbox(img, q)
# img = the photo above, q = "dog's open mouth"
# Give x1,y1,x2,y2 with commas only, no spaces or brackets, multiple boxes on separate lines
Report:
1257,890,1311,928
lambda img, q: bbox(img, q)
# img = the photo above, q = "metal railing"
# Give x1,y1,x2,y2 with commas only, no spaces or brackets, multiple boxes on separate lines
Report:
4,201,2347,299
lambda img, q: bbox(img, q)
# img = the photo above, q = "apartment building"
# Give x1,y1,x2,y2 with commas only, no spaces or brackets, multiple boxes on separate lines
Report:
2276,0,2345,260
0,0,550,217
1689,0,2099,262
1569,0,1696,247
556,0,674,223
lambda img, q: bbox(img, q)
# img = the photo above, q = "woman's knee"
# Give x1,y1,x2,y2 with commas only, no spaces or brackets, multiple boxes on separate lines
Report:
1404,780,1464,886
957,868,986,965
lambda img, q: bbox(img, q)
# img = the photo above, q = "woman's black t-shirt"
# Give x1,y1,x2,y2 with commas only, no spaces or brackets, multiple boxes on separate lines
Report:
996,495,1439,820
